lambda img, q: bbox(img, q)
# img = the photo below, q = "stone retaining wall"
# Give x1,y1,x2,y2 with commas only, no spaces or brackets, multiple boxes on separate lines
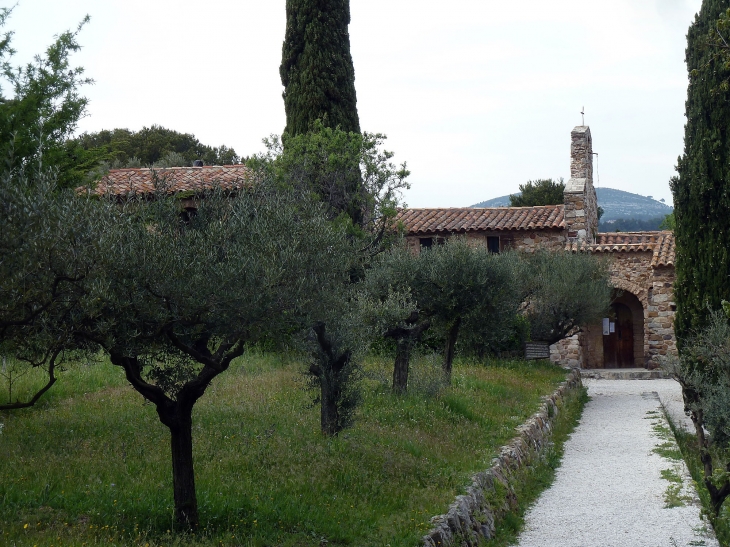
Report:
422,368,583,546
550,334,583,368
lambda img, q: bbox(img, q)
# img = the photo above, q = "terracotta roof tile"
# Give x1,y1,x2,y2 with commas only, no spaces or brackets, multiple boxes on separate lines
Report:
396,205,565,234
566,231,675,267
86,165,252,197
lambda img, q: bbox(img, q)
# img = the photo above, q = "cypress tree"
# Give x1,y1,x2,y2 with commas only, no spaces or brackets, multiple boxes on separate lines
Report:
673,0,730,344
280,0,360,136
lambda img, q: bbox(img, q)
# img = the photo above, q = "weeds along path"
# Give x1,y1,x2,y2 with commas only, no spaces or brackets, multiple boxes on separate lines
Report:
515,379,717,547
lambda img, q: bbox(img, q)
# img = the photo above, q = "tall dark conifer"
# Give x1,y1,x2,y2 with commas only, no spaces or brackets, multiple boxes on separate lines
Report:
280,0,360,136
673,0,730,344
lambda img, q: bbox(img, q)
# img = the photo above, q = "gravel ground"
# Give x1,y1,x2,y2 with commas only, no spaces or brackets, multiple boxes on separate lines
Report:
515,378,718,547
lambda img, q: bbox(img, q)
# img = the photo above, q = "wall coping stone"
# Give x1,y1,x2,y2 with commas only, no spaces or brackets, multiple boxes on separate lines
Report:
565,178,587,193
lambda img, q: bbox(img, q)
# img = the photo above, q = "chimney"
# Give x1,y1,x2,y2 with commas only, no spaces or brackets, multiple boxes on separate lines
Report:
563,126,598,243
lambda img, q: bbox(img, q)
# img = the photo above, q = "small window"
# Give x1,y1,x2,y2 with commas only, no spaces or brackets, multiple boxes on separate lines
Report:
487,236,500,253
180,207,198,224
419,237,433,249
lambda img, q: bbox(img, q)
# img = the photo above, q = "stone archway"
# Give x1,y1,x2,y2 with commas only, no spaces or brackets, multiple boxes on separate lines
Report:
581,286,647,369
602,290,645,368
609,277,648,309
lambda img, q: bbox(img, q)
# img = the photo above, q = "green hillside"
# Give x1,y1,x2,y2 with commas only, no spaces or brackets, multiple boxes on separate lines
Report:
472,187,673,223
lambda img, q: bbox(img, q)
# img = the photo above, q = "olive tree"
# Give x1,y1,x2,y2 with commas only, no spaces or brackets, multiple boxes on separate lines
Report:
82,184,352,527
1,175,352,527
305,251,414,432
421,239,521,382
252,124,410,427
362,245,428,393
305,314,366,437
0,165,102,409
252,122,409,250
519,250,612,345
664,305,730,515
365,239,522,389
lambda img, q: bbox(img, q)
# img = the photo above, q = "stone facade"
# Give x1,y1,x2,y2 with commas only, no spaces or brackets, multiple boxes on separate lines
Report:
648,266,677,362
499,229,566,252
396,124,678,370
405,229,567,255
550,334,583,368
564,126,599,242
570,238,677,369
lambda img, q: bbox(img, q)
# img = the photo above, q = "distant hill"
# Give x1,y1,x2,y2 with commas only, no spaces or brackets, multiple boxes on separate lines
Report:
471,187,673,222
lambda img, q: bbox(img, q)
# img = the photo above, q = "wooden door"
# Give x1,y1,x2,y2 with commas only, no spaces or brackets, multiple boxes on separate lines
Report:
603,303,634,368
615,305,634,367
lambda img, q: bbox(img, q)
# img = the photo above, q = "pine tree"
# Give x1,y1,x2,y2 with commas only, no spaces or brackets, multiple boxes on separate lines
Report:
673,0,730,344
509,178,565,207
280,0,360,136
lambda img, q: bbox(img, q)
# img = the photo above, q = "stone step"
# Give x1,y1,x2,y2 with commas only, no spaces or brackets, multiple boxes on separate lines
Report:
579,368,671,380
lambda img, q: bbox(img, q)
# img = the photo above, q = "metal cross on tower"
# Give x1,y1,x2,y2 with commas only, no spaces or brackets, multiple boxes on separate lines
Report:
581,106,585,126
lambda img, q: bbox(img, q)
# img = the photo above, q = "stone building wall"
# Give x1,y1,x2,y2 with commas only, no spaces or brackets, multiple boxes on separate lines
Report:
550,334,583,368
580,325,603,369
564,126,598,242
405,229,566,255
647,265,677,364
495,230,566,252
572,252,677,369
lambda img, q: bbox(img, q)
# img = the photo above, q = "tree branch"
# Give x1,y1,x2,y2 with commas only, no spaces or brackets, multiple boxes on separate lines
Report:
109,352,171,409
164,329,221,371
0,347,61,410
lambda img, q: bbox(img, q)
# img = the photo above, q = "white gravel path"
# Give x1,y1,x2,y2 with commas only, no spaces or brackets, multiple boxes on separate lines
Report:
515,378,718,547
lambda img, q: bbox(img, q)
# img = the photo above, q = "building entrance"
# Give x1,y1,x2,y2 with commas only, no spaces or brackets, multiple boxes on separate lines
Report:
603,303,635,368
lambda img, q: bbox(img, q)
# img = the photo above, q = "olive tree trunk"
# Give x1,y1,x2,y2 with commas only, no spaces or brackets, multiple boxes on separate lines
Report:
442,317,462,384
309,323,358,437
684,386,730,515
169,411,198,526
109,352,229,529
392,339,412,395
386,317,431,395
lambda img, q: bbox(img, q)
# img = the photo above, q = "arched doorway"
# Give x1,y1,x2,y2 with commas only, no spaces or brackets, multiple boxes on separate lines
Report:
602,291,644,368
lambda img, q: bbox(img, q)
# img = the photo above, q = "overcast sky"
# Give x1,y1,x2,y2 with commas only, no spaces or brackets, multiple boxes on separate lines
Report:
7,0,702,206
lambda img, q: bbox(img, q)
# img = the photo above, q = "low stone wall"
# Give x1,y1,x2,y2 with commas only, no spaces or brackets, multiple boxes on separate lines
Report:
422,368,583,546
550,335,583,368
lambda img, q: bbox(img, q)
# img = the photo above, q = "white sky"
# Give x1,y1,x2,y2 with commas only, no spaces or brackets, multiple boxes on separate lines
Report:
6,0,701,206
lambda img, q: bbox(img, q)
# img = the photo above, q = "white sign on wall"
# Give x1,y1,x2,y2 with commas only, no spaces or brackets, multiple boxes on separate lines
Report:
603,318,610,335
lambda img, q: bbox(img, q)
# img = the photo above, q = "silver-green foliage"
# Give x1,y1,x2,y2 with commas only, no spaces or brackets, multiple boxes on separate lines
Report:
252,122,410,245
90,182,354,392
0,164,104,408
364,238,523,387
520,250,612,345
663,305,730,515
1,164,356,524
672,307,730,445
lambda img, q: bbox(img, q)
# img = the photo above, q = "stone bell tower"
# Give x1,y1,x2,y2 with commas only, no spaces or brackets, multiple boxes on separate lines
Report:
564,126,598,243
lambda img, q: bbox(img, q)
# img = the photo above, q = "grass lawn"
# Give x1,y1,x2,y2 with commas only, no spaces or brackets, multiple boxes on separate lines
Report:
0,352,568,547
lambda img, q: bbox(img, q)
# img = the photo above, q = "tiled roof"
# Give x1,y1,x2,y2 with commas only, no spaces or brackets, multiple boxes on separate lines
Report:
567,231,675,267
396,205,565,234
86,165,252,197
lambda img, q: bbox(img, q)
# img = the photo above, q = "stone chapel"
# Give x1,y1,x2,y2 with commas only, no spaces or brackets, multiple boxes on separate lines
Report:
396,126,677,370
91,126,677,370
